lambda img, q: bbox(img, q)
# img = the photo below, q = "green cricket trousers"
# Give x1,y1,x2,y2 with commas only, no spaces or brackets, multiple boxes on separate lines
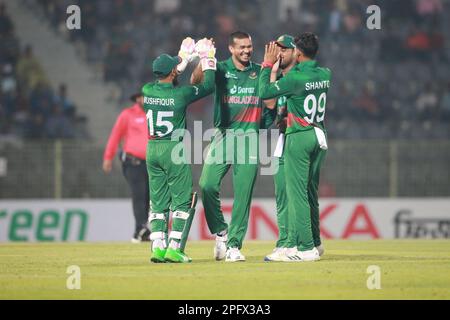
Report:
273,154,289,248
199,129,259,249
146,140,194,250
284,128,327,251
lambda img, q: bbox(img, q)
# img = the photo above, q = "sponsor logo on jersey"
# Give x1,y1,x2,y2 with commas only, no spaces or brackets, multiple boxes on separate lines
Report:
225,71,238,79
249,71,257,80
229,85,255,95
274,81,281,91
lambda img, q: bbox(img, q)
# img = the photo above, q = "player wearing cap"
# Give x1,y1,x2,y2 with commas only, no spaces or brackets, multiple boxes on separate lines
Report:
261,35,298,261
192,31,271,262
143,38,216,263
259,33,331,262
262,35,325,261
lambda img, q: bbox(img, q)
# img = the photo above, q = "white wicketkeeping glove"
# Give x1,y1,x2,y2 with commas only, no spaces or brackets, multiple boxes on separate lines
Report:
177,37,197,74
195,38,217,71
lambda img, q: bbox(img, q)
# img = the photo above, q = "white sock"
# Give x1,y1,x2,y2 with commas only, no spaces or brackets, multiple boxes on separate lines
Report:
152,238,166,250
169,240,180,250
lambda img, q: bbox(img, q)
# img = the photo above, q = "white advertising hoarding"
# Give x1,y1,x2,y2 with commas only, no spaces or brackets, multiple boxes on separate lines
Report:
0,199,449,242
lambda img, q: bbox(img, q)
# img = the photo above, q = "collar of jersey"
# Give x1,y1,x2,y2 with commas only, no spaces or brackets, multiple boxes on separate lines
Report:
226,57,254,72
296,60,317,70
155,81,174,88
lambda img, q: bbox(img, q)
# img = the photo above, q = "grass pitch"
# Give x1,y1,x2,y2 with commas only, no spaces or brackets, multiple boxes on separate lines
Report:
1,240,449,300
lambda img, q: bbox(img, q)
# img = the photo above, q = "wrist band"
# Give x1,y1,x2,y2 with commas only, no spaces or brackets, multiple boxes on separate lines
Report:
262,61,274,69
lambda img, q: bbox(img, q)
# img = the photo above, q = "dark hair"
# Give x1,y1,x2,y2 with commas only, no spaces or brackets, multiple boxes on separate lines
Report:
229,31,251,45
130,92,142,102
294,32,319,59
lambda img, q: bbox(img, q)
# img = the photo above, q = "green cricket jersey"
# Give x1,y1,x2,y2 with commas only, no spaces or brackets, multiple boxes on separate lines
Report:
214,57,264,131
260,73,288,130
260,106,277,129
259,60,331,135
142,70,214,140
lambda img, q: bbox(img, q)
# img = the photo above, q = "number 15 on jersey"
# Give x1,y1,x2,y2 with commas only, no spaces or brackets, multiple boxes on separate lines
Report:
146,110,174,137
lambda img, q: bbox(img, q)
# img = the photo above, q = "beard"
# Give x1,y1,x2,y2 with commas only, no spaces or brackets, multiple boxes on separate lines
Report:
280,58,294,70
235,52,251,65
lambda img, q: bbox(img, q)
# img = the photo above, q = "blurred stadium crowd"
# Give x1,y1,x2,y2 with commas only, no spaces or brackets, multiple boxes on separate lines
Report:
0,3,87,139
1,0,450,139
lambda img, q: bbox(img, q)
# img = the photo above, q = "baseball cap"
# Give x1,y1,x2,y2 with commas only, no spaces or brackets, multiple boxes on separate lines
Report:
152,54,181,77
275,34,296,49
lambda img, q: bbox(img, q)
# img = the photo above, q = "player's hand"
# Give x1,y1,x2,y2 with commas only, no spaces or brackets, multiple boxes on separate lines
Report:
195,38,216,59
271,54,281,74
103,159,113,173
264,42,280,65
179,37,196,60
196,38,217,71
177,37,196,74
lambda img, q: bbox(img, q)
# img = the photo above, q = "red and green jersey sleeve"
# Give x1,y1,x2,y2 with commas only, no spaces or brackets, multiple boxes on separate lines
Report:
259,60,332,134
213,58,264,132
142,70,214,140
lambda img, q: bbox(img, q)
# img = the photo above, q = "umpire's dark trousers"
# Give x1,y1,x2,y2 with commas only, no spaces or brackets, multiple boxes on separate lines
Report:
121,154,149,237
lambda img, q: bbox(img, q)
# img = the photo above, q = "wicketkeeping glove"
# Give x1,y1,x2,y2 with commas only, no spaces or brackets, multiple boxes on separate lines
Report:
177,37,197,74
195,38,217,71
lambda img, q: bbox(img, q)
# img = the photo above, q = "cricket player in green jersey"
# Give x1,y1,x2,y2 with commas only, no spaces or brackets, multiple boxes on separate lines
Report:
261,35,297,262
192,31,272,262
142,38,216,263
262,34,325,262
259,33,331,262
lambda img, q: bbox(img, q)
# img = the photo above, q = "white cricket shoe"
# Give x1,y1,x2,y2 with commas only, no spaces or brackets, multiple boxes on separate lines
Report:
280,247,299,262
213,233,227,261
264,248,287,262
225,247,246,262
282,247,320,262
316,244,324,257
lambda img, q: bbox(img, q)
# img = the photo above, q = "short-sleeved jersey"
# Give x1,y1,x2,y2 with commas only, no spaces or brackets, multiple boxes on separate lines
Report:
142,70,214,140
214,58,264,131
259,60,332,135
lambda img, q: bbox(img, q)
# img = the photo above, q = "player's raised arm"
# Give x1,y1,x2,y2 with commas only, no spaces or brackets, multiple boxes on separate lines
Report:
262,56,281,110
176,36,205,85
177,37,197,75
190,60,203,85
259,42,296,100
183,38,216,104
190,38,216,85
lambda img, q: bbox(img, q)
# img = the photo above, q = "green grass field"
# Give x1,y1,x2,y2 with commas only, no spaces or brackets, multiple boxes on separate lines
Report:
1,240,449,300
